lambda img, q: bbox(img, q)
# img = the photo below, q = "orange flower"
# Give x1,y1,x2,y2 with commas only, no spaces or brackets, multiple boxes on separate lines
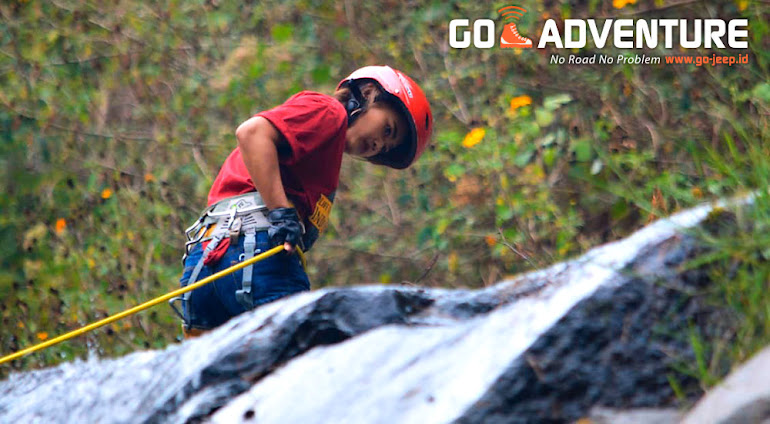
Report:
691,187,703,199
144,173,156,183
510,95,532,112
101,188,113,199
37,332,49,341
462,128,486,148
55,218,66,234
623,82,632,97
485,235,497,247
613,0,637,9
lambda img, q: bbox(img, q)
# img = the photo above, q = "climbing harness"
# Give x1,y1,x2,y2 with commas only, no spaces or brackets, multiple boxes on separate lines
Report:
170,191,306,327
182,191,271,262
0,244,287,365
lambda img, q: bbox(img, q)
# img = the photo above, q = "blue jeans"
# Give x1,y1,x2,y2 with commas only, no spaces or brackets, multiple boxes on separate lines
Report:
179,231,310,330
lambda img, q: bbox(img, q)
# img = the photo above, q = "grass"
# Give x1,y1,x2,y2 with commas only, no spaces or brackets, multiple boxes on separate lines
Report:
661,119,770,396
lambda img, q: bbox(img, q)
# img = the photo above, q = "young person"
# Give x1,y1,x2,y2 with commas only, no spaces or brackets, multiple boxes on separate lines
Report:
173,66,433,336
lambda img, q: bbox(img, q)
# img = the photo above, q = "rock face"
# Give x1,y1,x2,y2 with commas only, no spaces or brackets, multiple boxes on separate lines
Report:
0,201,745,423
584,407,682,424
682,345,770,424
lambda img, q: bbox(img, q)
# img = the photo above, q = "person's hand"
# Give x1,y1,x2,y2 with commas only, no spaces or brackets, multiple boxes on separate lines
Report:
267,208,303,252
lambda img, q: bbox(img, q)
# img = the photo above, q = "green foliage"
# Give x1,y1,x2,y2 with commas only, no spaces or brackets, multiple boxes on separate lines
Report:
0,0,768,395
672,157,770,393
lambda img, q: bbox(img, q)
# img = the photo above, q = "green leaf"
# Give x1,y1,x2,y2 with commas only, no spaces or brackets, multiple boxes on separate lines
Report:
535,109,554,127
417,226,434,246
539,133,556,147
514,146,535,167
271,24,294,42
543,147,557,168
752,82,770,104
573,140,593,162
444,163,465,179
610,199,629,220
496,203,515,222
436,217,451,235
543,93,572,111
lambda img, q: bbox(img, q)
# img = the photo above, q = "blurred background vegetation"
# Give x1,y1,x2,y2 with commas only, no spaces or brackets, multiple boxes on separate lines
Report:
1,0,768,394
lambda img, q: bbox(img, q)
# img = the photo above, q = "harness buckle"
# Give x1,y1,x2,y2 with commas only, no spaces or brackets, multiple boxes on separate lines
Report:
168,296,185,321
228,216,242,243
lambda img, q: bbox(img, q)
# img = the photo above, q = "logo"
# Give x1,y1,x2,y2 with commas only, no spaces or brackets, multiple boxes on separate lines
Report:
449,4,534,49
537,19,748,49
448,6,749,54
447,5,750,67
308,193,333,233
229,198,254,210
396,71,414,98
499,6,533,48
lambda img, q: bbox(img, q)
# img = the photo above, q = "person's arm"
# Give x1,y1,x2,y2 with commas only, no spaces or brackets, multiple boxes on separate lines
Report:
235,116,298,251
235,116,291,209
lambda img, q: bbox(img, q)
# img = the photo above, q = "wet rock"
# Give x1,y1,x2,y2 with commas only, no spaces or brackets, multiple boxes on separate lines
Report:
0,289,437,423
0,199,754,423
681,345,770,424
211,207,720,424
580,406,682,424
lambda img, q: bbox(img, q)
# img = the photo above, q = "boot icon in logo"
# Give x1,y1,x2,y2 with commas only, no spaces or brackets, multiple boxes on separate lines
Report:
499,6,533,48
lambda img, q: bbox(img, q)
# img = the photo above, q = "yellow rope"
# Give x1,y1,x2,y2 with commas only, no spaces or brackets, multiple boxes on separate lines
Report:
0,244,304,365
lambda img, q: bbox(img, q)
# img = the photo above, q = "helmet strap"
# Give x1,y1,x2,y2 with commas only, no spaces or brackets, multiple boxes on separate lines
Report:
345,83,365,126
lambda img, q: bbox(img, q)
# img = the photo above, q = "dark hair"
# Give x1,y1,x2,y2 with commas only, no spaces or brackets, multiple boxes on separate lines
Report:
333,82,381,116
333,86,354,105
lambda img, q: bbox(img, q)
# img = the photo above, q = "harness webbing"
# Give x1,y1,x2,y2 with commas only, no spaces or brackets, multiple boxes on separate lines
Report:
182,232,226,322
235,228,258,309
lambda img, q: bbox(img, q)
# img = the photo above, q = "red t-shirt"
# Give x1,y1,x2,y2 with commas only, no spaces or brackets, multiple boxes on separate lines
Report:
207,91,347,250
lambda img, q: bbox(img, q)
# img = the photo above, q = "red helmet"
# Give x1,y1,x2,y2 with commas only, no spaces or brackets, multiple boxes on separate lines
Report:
338,66,433,169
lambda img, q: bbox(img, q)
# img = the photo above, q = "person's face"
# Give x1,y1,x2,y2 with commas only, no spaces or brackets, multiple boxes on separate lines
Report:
345,102,408,159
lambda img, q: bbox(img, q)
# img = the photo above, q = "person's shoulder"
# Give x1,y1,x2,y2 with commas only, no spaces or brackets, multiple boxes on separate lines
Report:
288,91,344,109
284,91,346,122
